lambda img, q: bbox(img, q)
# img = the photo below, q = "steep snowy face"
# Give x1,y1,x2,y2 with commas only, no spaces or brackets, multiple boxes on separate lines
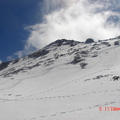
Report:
0,39,83,78
0,38,120,79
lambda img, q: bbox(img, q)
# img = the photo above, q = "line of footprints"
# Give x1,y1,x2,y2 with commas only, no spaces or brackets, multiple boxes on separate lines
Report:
1,88,120,103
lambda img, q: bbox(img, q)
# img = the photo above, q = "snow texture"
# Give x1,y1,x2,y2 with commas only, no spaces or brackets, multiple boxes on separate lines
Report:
0,37,120,120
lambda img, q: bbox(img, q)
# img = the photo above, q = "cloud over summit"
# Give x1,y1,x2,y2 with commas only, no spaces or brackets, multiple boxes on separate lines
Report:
11,0,120,60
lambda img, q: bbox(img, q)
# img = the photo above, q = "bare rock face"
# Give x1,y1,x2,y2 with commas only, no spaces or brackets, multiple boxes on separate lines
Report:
114,41,119,45
46,39,81,47
85,38,94,44
0,61,10,71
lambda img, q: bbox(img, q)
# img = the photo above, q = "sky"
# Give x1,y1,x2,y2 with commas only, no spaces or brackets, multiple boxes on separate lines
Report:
0,0,120,62
0,0,43,62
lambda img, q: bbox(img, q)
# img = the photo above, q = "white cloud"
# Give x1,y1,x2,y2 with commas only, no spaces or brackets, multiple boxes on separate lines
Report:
10,0,120,59
7,51,24,61
24,0,120,50
7,56,14,61
14,51,24,58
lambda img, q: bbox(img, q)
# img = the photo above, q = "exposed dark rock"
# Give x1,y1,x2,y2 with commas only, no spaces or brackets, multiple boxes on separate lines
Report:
44,60,54,66
46,39,81,47
115,36,120,39
80,50,89,57
80,62,87,69
54,53,59,59
91,52,98,57
112,76,119,81
12,59,19,64
80,50,89,54
93,74,110,80
28,49,49,58
0,61,10,71
71,55,84,64
85,38,94,44
90,47,95,50
114,41,119,45
107,44,111,47
101,42,110,46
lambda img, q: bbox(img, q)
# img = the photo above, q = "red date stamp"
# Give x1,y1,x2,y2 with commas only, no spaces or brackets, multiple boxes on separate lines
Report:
99,107,120,111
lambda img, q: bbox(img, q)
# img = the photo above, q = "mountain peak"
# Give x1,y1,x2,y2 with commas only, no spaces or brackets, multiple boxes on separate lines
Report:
45,39,81,48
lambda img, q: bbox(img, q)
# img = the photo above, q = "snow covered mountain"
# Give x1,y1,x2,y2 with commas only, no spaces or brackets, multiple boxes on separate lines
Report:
0,37,120,120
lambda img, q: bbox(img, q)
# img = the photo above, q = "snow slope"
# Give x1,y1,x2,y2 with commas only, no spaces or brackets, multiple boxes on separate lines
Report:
0,38,120,120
